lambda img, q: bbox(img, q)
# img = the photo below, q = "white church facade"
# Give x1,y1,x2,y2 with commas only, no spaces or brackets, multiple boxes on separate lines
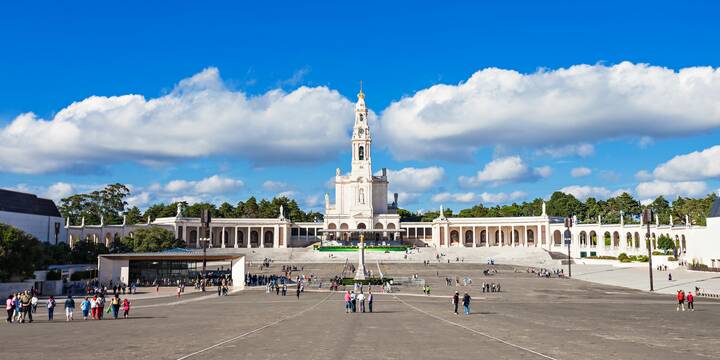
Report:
64,87,720,267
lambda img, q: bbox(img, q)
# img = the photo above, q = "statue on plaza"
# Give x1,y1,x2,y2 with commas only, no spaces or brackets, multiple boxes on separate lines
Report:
278,205,285,220
176,202,183,217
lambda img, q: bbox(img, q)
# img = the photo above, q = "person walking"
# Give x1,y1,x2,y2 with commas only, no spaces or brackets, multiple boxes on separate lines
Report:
358,292,366,313
64,295,75,321
687,291,695,312
110,295,121,319
452,291,460,315
90,295,98,319
367,291,373,313
676,290,685,312
462,293,471,315
81,297,91,320
97,295,105,320
122,298,131,319
20,291,31,323
350,291,357,313
343,291,352,314
6,295,14,323
47,295,56,321
31,294,38,314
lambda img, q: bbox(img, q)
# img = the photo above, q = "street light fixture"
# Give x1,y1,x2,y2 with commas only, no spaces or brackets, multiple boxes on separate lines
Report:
200,209,212,276
642,208,654,291
564,216,573,277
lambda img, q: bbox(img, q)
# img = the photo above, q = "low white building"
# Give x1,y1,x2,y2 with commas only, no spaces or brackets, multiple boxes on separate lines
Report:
0,188,67,244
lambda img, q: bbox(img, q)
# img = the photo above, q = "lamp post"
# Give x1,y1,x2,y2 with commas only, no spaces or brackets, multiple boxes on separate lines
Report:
54,222,60,245
200,209,212,276
564,217,573,277
643,208,654,291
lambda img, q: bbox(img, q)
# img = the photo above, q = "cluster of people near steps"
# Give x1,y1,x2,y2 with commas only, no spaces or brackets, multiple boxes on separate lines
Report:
444,276,475,286
343,289,374,313
527,267,564,278
6,291,131,323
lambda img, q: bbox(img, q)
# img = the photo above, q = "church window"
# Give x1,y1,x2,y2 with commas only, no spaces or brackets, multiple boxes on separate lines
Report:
359,146,365,160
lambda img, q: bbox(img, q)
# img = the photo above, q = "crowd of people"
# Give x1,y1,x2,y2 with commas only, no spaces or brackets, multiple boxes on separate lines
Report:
343,288,374,313
6,290,131,323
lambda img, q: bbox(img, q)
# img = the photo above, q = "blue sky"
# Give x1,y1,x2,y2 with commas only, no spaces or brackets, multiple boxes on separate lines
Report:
1,1,719,212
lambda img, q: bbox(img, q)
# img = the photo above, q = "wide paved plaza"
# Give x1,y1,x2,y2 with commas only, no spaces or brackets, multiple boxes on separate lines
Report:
2,263,719,360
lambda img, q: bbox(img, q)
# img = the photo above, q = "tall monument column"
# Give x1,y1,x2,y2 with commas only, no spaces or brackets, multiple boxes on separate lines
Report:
354,233,367,280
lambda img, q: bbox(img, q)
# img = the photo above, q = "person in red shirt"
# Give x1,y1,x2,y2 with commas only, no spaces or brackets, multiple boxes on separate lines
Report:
676,290,685,312
687,291,695,312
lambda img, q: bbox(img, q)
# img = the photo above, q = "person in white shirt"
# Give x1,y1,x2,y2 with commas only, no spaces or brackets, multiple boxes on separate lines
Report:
357,292,366,313
30,295,38,313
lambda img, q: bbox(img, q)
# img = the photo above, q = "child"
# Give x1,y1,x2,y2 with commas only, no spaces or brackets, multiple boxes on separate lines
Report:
81,297,91,320
122,298,130,319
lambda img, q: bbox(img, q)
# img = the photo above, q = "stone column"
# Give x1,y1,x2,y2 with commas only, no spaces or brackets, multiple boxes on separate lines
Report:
512,225,516,247
234,226,239,248
485,226,490,247
246,227,251,248
260,226,265,248
460,226,464,247
196,226,201,248
273,225,279,248
472,227,477,248
221,226,226,248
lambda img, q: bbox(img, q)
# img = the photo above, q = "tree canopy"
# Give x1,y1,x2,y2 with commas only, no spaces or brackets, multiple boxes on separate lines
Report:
399,192,718,225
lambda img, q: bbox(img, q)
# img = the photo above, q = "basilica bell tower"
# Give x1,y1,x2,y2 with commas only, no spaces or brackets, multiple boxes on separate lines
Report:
351,82,372,179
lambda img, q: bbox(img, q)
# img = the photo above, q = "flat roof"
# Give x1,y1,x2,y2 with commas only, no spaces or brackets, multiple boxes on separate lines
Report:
100,249,244,261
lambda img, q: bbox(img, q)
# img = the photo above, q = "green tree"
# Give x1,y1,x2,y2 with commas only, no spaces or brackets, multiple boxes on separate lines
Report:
217,202,235,218
59,183,130,225
125,206,144,224
546,192,584,217
71,240,108,264
120,227,184,252
648,196,671,224
0,224,47,281
657,234,675,251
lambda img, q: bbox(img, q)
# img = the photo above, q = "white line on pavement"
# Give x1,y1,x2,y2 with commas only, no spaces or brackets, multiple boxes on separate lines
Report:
394,295,560,360
174,292,332,360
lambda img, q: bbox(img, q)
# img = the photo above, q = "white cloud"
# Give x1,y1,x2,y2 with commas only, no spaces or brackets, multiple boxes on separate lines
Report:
262,180,288,191
570,167,592,177
393,191,422,206
304,195,321,208
559,185,628,200
431,191,526,204
164,175,243,195
276,190,297,198
635,180,708,199
377,62,720,160
44,182,75,201
126,191,152,208
536,144,595,158
376,166,444,192
635,170,653,181
459,156,551,187
652,145,720,181
0,67,355,174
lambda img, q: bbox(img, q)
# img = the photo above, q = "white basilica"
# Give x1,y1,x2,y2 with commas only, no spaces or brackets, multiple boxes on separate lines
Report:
65,86,720,268
323,86,401,243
